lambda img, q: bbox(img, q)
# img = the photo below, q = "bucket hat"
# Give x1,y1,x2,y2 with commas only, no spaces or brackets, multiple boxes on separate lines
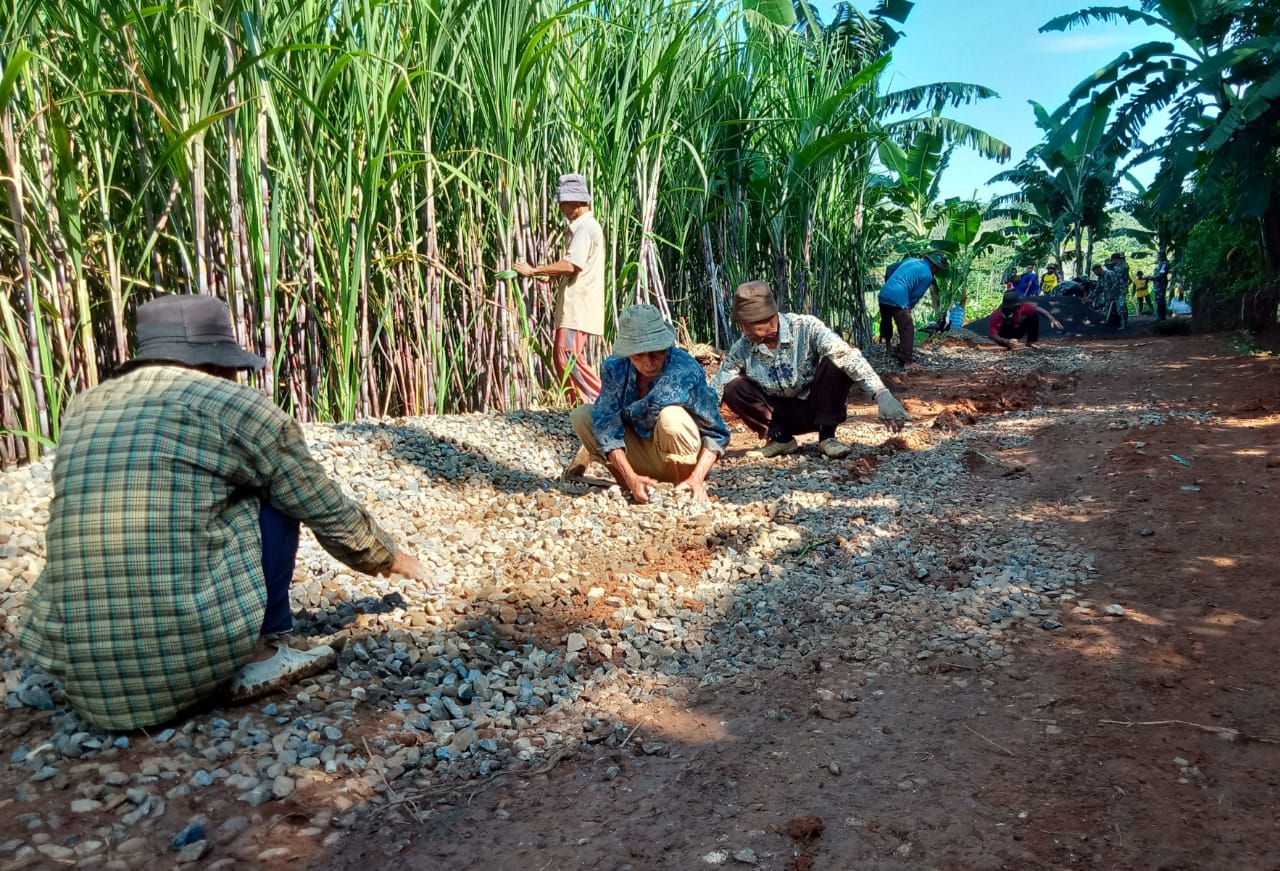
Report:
556,173,592,204
923,251,949,270
731,281,778,324
121,294,265,373
613,304,676,358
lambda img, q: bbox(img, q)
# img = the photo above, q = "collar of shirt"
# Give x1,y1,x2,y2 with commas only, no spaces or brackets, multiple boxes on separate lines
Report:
567,210,594,234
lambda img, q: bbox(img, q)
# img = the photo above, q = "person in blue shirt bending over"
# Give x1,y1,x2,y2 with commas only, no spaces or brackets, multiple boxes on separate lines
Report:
878,251,947,368
1012,265,1041,297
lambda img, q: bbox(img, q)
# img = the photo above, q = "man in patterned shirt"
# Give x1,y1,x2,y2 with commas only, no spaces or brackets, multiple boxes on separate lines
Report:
17,295,423,730
569,304,729,503
711,281,909,459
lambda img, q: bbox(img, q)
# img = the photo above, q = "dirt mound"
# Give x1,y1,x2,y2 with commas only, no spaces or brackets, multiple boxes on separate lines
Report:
965,294,1129,339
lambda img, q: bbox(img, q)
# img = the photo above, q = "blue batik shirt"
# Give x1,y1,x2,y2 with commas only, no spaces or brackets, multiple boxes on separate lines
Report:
592,347,730,456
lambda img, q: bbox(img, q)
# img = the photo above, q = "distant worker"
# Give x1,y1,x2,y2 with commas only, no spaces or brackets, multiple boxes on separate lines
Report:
1098,252,1131,328
514,173,605,403
988,291,1064,350
1041,264,1060,294
1131,270,1153,314
877,251,948,368
712,281,908,459
1152,252,1172,320
1012,265,1040,297
568,305,729,503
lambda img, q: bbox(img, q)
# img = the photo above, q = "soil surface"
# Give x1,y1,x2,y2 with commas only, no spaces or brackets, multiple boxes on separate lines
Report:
325,335,1280,871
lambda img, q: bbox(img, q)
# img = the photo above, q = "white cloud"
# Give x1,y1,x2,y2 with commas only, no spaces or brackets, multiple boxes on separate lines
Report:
1038,33,1134,54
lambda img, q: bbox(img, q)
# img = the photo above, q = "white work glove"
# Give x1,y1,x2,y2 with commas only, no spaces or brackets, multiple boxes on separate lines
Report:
876,390,908,433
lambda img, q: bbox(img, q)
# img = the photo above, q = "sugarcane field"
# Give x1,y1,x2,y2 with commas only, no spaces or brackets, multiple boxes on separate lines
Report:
2,1,1279,870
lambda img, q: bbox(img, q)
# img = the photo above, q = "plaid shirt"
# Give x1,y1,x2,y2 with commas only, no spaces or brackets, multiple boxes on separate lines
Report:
709,313,886,401
17,365,397,730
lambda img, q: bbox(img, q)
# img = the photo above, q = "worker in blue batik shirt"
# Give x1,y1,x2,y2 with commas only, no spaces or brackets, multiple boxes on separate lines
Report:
568,304,729,504
877,251,947,367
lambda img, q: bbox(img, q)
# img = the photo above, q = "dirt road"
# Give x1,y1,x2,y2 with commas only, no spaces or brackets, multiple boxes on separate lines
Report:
327,336,1280,871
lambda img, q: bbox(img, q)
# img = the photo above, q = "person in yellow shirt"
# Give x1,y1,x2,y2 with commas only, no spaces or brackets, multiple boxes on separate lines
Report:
1041,264,1060,295
1131,270,1153,314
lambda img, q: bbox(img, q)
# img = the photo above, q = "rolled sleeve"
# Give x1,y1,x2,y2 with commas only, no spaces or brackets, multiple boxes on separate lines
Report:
809,324,886,399
688,382,730,455
565,227,592,271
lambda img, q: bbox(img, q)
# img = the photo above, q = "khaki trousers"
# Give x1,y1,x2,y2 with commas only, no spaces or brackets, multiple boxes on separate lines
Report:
570,404,702,483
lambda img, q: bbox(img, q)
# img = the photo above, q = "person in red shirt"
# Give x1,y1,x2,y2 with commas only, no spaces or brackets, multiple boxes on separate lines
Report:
988,291,1063,349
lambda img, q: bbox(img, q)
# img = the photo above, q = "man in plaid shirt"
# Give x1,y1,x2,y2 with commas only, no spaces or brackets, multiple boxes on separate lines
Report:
17,295,423,730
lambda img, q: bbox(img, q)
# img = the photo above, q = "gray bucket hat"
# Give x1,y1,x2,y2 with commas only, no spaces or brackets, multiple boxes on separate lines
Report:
122,294,265,372
613,304,676,358
556,173,592,204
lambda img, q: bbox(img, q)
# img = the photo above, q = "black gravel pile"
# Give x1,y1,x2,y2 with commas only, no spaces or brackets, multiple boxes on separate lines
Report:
964,294,1129,340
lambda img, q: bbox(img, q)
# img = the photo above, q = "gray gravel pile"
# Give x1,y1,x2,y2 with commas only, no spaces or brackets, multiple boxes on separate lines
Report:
860,338,1100,376
0,345,1165,867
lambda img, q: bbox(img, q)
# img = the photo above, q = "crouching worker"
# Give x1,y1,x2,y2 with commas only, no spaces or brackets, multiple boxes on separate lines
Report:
988,291,1064,349
710,281,909,459
569,304,729,503
17,295,424,731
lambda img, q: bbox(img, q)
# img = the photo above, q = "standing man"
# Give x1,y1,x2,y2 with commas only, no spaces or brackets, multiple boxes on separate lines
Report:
1012,265,1041,297
987,291,1064,349
1040,264,1060,295
569,304,729,503
877,251,947,368
1152,252,1172,320
514,173,605,403
712,281,908,459
1131,270,1153,314
1098,252,1131,328
17,295,424,731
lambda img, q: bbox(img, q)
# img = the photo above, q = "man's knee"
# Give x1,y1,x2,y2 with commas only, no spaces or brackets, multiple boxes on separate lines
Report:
722,377,755,410
570,403,595,433
654,406,701,458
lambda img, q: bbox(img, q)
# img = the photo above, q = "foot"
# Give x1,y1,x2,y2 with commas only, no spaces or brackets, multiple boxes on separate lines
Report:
817,437,852,459
747,438,799,459
562,445,591,479
228,643,337,703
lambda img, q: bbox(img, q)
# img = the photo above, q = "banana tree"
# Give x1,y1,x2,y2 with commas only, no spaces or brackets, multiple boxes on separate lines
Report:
990,97,1121,277
931,200,1006,311
1042,1,1280,279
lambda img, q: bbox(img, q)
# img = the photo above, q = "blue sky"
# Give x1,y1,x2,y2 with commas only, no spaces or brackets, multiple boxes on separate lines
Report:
837,0,1170,201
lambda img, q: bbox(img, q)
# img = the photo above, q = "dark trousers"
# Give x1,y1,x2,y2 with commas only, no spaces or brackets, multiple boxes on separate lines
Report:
1154,279,1168,319
879,303,916,364
998,315,1040,345
722,357,852,439
1136,295,1153,314
259,501,300,635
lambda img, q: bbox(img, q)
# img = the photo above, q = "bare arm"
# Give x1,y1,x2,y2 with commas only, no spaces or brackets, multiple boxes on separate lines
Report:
1034,306,1063,329
513,259,578,279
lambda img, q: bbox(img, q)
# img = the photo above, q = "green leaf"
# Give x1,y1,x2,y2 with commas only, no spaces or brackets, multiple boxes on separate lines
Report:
871,0,915,25
743,0,796,27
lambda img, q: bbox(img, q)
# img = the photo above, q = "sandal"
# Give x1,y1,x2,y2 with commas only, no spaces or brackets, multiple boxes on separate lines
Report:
228,643,336,703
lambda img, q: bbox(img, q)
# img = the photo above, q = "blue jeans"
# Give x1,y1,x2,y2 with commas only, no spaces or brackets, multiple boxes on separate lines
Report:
259,501,300,635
